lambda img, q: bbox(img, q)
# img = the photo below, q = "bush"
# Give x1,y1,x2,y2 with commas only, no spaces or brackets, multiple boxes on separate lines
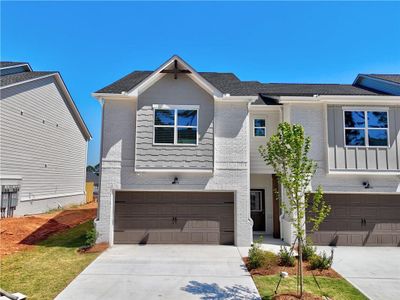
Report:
248,238,277,270
278,246,295,267
309,250,334,270
301,238,317,261
84,225,97,248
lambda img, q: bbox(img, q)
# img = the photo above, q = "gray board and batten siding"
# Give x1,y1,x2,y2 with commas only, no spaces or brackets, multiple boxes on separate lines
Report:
327,105,400,172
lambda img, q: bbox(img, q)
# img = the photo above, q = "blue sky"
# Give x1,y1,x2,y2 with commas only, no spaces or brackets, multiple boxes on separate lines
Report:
2,1,400,166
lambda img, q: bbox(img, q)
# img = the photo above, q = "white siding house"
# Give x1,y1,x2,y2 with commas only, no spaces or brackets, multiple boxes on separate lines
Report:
0,62,91,216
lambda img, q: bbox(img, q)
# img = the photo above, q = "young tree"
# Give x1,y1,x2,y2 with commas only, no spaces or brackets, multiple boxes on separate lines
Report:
259,122,330,297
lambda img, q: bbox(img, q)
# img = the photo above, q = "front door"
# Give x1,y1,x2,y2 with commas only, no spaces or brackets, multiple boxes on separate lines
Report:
250,190,265,231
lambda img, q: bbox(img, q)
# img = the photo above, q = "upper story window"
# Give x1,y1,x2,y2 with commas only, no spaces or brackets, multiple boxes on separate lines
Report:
254,118,266,137
153,106,198,145
344,109,389,147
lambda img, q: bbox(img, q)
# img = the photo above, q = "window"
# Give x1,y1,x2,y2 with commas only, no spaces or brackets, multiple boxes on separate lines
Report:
254,119,266,137
250,190,263,212
153,107,198,145
344,110,389,147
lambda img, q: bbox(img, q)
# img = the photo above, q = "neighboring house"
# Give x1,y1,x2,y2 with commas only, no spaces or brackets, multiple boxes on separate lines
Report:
354,74,400,95
0,62,91,216
86,171,99,201
93,55,400,247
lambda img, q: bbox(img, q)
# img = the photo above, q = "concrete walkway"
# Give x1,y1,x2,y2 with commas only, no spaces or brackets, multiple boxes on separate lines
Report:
317,246,400,300
55,245,261,300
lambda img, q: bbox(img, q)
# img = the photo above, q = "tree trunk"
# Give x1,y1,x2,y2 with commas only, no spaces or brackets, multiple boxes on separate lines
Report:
298,237,303,298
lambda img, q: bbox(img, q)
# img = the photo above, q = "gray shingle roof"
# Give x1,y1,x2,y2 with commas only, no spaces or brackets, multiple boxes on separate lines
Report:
95,70,386,97
0,61,29,68
259,83,380,96
0,71,56,88
366,74,400,84
95,71,241,94
95,71,152,94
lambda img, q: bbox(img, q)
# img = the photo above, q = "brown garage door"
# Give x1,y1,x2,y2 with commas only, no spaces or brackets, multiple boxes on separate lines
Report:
308,194,400,246
114,191,234,245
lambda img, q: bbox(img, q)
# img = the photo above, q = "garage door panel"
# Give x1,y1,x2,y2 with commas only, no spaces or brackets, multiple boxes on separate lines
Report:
329,207,348,218
378,208,399,219
349,207,362,218
362,208,378,218
220,232,234,245
308,194,400,246
114,191,234,245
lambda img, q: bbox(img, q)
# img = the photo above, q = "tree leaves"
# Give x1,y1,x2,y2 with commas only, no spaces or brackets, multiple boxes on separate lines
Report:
258,122,330,238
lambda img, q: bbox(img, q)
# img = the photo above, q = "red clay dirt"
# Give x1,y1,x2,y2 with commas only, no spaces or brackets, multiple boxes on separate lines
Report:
0,202,97,258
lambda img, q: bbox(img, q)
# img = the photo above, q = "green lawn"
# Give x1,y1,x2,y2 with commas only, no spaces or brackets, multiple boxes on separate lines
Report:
253,275,368,300
0,221,101,300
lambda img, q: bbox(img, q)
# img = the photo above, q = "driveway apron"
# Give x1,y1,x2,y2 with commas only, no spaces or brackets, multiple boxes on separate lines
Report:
55,245,261,300
318,246,400,300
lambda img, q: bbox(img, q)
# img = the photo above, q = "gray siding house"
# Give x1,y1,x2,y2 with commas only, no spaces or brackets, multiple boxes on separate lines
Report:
93,56,400,247
0,62,91,216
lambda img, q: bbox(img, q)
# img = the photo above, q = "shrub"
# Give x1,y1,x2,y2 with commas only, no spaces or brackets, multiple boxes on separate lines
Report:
84,225,98,248
278,246,295,267
248,237,277,270
301,238,317,261
309,250,334,270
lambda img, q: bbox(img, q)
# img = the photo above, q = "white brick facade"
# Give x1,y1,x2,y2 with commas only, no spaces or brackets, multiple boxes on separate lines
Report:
96,99,253,246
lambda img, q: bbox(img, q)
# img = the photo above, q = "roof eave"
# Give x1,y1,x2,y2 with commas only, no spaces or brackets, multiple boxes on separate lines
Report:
215,95,258,102
53,73,92,140
278,95,400,104
0,73,56,90
0,63,32,72
91,92,136,101
356,74,400,87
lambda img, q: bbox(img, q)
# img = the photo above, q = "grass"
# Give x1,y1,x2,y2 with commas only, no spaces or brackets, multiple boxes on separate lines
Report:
253,275,368,300
0,221,101,300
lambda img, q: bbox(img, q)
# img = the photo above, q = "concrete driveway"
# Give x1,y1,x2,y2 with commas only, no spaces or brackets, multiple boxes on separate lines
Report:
318,246,400,300
55,245,261,300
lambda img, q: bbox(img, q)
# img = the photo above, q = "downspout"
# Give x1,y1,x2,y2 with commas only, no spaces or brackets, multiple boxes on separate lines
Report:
278,100,286,240
96,98,105,221
247,98,257,244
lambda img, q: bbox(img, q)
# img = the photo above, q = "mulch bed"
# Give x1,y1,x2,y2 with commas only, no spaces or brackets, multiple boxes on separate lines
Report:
243,257,341,278
0,202,97,258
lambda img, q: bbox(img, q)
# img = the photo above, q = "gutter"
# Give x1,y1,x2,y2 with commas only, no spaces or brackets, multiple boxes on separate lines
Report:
215,95,259,102
91,92,136,103
278,95,400,104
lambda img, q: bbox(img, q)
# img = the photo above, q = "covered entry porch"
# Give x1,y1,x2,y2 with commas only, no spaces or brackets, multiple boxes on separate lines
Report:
250,174,281,240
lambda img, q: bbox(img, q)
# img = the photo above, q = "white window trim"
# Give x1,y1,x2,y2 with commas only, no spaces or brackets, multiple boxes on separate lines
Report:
253,118,266,137
153,105,199,146
343,108,390,148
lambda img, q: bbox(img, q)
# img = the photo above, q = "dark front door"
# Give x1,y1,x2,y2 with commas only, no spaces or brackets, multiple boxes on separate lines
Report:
251,189,265,231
